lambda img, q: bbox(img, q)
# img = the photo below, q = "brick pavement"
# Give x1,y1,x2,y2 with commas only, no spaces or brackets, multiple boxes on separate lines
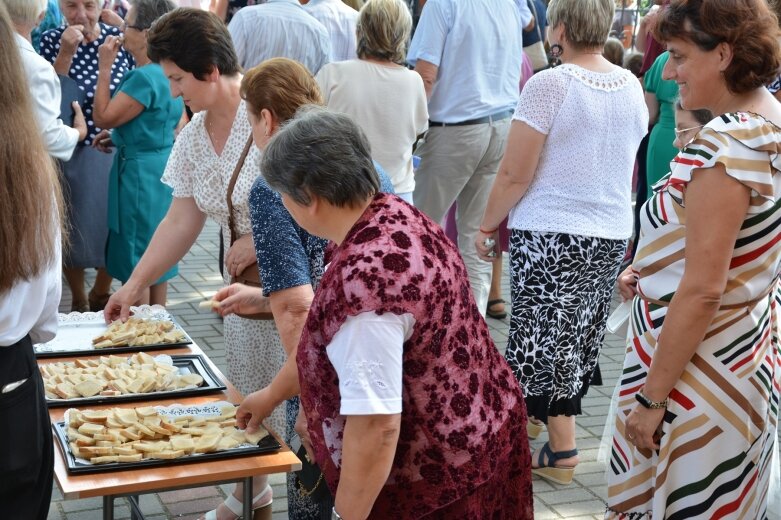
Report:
49,219,768,519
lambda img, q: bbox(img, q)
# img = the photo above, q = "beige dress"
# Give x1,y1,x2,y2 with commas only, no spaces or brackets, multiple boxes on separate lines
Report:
162,101,286,436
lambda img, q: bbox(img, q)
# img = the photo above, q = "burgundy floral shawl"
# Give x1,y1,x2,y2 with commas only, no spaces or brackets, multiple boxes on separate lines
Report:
297,194,531,518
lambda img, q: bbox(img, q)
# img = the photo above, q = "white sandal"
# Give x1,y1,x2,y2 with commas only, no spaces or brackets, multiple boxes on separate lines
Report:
202,484,272,520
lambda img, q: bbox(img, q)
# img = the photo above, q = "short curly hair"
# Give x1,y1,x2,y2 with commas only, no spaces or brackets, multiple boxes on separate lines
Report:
655,0,781,94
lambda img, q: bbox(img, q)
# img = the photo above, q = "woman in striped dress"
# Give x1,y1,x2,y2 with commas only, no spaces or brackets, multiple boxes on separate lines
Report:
606,0,781,518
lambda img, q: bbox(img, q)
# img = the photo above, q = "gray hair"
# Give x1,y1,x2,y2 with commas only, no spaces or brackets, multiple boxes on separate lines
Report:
547,0,614,50
1,0,46,26
131,0,176,29
356,0,412,65
261,106,381,209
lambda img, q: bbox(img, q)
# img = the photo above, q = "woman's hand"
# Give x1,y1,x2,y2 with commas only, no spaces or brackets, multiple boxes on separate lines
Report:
475,229,499,262
103,283,144,323
73,102,88,141
617,266,638,301
225,234,257,277
294,407,315,462
59,24,85,56
237,386,277,433
624,404,665,451
98,35,122,72
92,129,113,152
100,8,123,27
212,283,271,317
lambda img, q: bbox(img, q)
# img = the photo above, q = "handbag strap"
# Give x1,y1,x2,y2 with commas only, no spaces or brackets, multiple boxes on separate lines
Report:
226,135,254,247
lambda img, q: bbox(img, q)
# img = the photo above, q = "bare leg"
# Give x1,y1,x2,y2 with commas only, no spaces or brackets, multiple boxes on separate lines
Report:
64,267,87,311
133,288,151,306
149,282,168,306
488,254,504,311
533,415,579,468
92,268,113,295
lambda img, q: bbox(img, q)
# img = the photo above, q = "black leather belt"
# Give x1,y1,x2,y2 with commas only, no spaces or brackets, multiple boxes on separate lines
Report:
428,110,513,127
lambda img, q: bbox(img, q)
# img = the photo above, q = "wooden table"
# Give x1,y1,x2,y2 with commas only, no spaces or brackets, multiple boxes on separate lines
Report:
43,342,301,520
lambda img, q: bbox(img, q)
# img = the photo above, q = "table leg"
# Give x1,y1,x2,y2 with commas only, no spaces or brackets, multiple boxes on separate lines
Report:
243,477,253,519
102,495,114,520
128,495,144,520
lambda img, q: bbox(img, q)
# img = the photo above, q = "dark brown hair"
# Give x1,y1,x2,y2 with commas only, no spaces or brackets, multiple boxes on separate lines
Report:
147,8,240,80
240,58,323,123
655,0,781,93
0,2,65,293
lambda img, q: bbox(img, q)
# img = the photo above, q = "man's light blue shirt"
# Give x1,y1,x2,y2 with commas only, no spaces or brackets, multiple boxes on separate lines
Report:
407,0,523,123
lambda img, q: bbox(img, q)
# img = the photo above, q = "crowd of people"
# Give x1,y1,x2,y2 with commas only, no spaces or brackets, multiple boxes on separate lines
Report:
1,0,780,518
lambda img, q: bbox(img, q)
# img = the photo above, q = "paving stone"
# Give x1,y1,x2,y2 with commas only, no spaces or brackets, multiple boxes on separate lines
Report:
158,486,221,504
536,488,600,506
165,496,223,516
553,500,608,517
60,497,103,513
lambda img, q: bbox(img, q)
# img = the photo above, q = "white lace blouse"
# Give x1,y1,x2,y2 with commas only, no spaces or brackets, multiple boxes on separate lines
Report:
508,64,648,240
162,101,258,244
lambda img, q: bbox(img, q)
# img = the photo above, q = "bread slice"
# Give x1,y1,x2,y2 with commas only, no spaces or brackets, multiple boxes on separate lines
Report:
194,433,222,453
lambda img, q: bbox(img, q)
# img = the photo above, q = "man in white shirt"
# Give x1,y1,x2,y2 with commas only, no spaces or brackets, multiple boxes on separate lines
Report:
8,0,86,160
302,0,358,62
228,0,331,73
408,0,527,315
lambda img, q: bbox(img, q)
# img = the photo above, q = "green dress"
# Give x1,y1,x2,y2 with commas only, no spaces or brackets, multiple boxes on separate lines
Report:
105,64,183,283
644,52,679,190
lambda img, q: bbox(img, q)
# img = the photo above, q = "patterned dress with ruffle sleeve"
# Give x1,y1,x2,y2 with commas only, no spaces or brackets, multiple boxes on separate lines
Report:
606,113,781,519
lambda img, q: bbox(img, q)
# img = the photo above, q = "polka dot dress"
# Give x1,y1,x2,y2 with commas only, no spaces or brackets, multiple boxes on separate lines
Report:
162,101,287,436
39,23,134,146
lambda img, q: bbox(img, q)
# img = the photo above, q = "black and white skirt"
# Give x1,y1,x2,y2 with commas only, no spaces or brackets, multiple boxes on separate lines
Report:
506,230,626,421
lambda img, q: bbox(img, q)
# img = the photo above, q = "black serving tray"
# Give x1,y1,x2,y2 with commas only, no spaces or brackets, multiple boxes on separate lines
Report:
44,355,226,407
53,414,281,474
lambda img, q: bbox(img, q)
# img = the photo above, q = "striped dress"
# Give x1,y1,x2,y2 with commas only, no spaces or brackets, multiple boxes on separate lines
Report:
606,113,781,519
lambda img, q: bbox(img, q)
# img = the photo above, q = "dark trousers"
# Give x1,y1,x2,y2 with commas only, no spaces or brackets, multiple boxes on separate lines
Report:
0,336,54,520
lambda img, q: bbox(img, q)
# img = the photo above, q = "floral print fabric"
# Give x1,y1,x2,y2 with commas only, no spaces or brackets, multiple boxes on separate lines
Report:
297,194,533,518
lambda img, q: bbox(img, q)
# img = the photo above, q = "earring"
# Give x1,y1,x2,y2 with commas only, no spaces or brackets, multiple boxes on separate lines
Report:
549,43,563,68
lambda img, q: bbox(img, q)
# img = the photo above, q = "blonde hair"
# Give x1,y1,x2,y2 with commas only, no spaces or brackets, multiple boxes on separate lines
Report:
1,0,47,25
241,58,323,123
547,0,614,50
0,2,65,294
356,0,411,65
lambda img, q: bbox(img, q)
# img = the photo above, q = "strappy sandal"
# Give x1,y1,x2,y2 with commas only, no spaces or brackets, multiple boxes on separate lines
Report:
202,484,272,520
531,442,578,485
527,418,544,440
486,298,507,320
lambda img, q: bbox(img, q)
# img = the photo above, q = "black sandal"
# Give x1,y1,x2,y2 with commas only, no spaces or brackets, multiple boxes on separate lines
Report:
531,442,578,485
486,298,507,320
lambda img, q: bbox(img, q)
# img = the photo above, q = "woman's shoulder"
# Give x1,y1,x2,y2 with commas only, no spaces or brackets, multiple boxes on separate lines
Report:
696,112,781,155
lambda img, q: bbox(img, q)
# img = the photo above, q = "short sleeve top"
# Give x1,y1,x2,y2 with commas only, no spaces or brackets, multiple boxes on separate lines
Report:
161,101,257,238
508,64,648,239
249,176,328,297
39,23,133,145
112,64,184,150
636,112,781,306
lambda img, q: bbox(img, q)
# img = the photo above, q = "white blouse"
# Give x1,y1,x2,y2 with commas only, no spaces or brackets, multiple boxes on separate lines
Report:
508,64,648,240
326,311,415,415
0,239,61,346
162,100,258,245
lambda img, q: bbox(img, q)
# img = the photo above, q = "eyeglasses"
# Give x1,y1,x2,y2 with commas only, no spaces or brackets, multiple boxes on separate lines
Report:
121,21,144,31
674,124,704,138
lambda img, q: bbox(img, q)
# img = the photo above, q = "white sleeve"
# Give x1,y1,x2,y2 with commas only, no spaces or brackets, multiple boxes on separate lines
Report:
514,0,533,28
512,69,568,135
30,55,79,160
326,311,415,415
